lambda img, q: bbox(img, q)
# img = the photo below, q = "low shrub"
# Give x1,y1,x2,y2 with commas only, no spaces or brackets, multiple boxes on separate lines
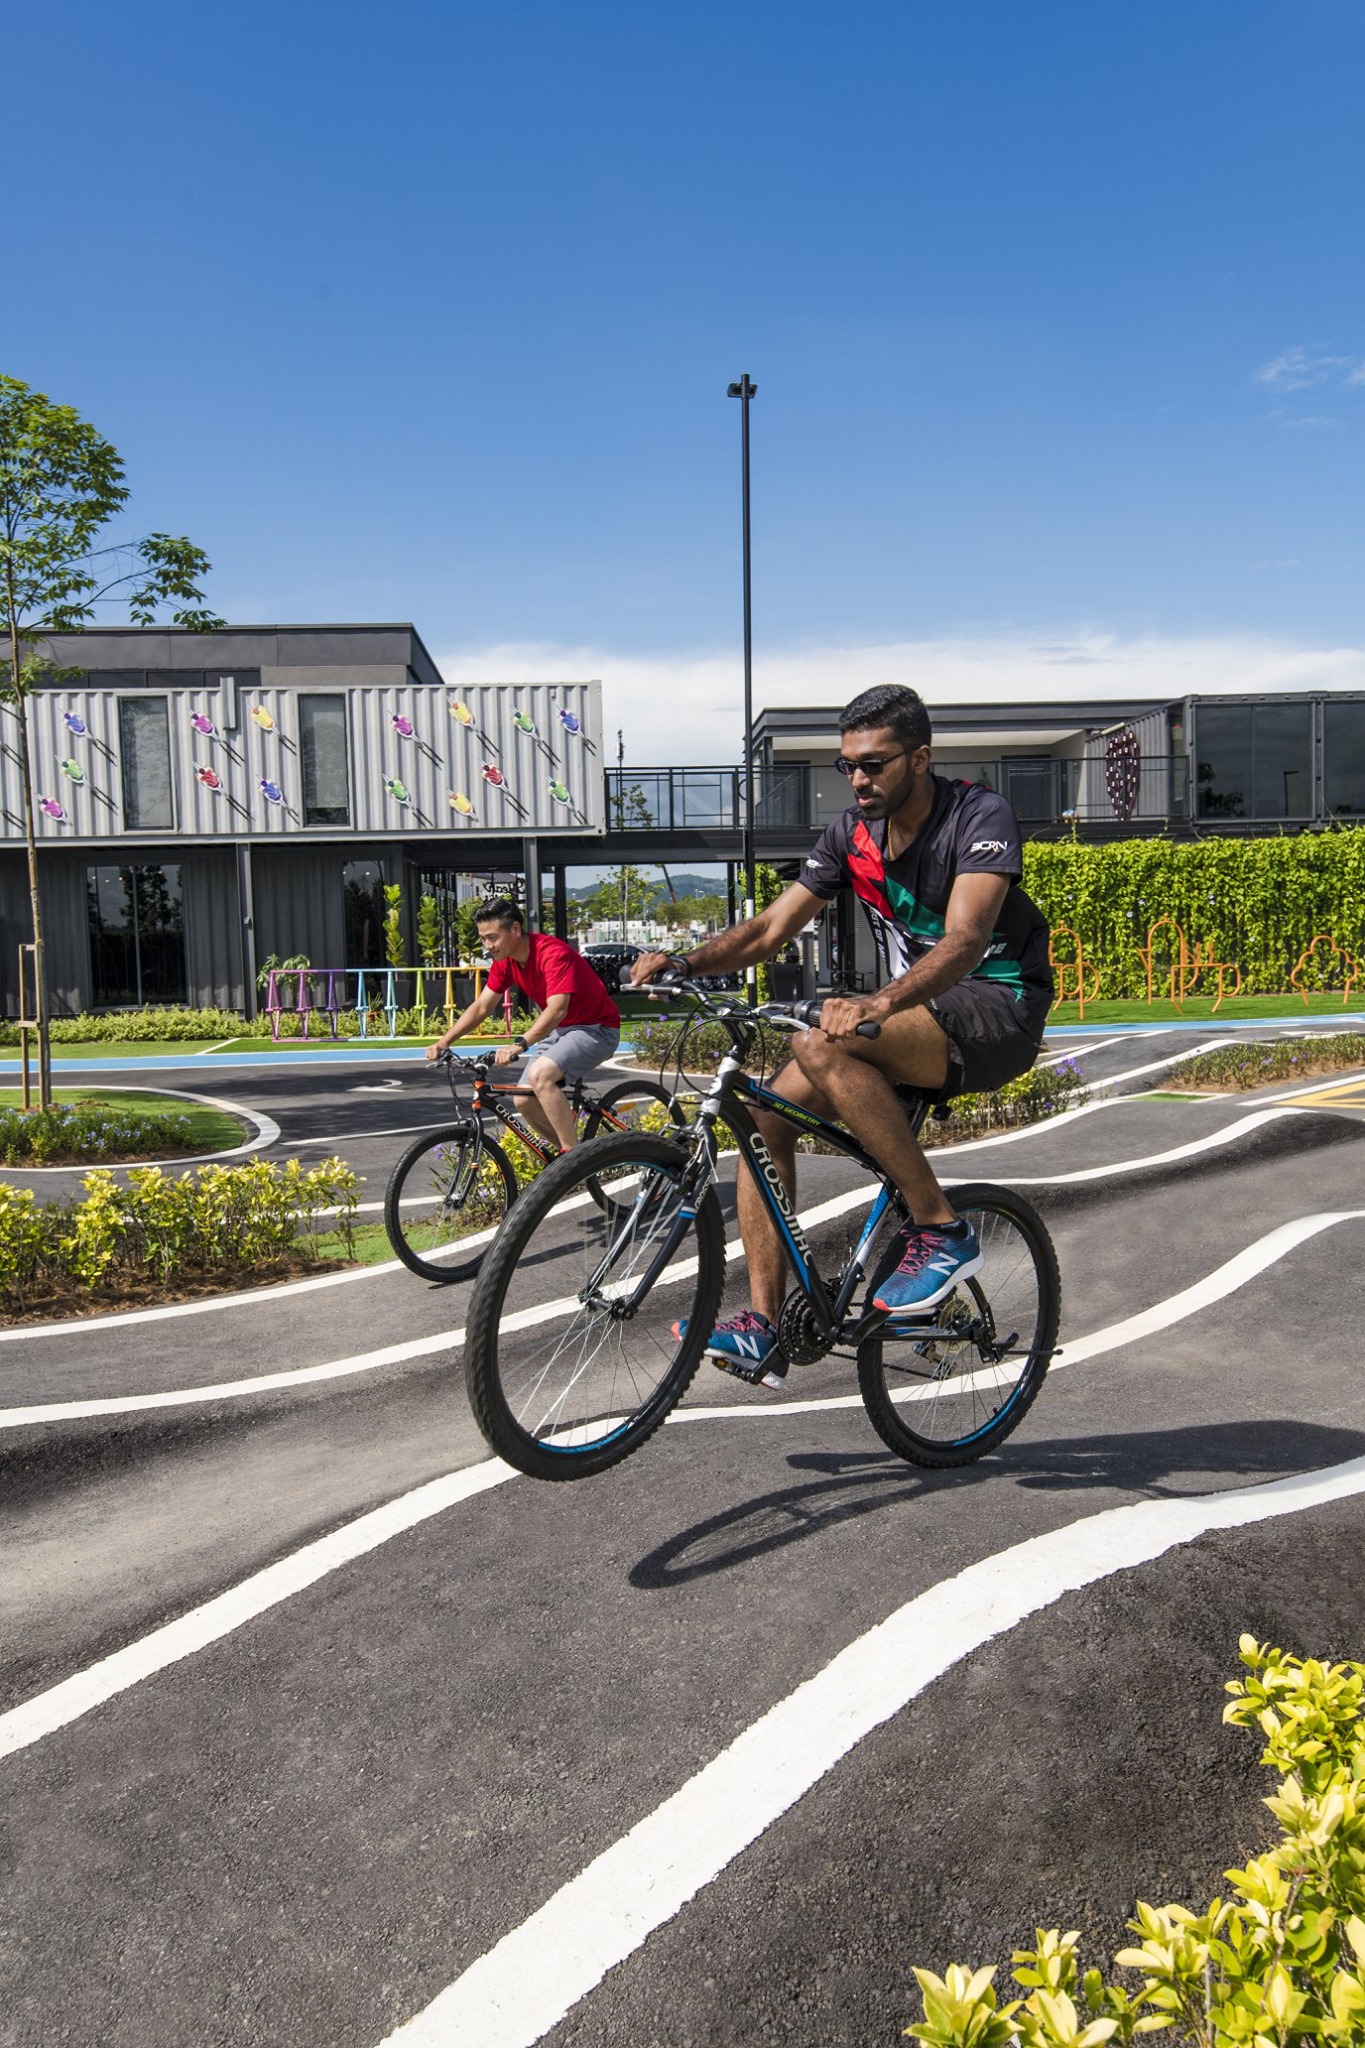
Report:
1171,1032,1365,1091
906,1636,1365,2048
0,1156,359,1312
0,1101,195,1164
0,1006,248,1046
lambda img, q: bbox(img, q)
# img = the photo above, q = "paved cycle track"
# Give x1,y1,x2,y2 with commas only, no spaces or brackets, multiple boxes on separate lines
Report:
3,1037,1365,2044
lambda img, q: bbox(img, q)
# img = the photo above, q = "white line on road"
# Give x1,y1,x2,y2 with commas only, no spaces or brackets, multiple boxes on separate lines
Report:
375,1452,1365,2048
3,1208,1363,1770
1004,1105,1304,1185
1078,1036,1241,1095
0,1459,516,1765
0,1087,281,1172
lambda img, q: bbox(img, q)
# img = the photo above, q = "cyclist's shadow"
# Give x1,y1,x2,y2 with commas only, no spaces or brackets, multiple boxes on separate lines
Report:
628,1418,1365,1588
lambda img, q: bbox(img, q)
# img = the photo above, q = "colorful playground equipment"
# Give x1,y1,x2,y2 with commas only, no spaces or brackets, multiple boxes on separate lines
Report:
262,965,492,1040
1289,935,1362,1006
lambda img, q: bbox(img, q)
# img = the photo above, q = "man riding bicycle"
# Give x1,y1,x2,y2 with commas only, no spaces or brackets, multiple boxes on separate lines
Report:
428,898,621,1153
631,683,1053,1389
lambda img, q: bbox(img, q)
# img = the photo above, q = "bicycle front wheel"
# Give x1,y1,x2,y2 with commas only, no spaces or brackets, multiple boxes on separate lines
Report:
384,1128,518,1284
463,1133,725,1480
857,1183,1060,1468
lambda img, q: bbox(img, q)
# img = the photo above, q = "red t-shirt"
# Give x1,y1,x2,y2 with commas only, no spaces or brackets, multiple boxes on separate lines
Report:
485,932,621,1030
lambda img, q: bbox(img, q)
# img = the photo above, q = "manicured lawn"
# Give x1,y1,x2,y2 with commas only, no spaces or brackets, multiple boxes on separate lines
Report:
1048,991,1365,1027
0,1089,245,1153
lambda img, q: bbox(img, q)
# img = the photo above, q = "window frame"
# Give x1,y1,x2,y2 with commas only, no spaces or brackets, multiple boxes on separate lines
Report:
298,691,353,829
117,694,176,832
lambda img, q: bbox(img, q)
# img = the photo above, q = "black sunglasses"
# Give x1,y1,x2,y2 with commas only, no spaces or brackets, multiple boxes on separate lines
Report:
835,749,908,779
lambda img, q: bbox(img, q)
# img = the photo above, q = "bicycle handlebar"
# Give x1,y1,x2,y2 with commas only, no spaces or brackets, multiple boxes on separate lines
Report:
640,970,881,1041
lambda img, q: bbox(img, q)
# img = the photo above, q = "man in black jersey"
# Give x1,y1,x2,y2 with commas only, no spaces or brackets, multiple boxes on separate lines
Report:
631,683,1053,1389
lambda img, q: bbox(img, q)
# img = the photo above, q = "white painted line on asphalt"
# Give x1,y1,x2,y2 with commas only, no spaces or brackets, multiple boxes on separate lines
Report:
0,1458,517,1765
374,1452,1365,2048
1079,1037,1240,1096
4,1203,1364,1775
671,1207,1365,1416
289,1120,454,1148
1004,1105,1300,1184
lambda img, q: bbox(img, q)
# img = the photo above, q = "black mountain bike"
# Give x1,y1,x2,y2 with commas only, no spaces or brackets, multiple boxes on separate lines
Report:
384,1051,684,1283
463,979,1060,1480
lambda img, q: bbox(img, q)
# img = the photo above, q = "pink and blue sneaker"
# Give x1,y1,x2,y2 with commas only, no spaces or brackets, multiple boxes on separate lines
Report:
873,1221,982,1314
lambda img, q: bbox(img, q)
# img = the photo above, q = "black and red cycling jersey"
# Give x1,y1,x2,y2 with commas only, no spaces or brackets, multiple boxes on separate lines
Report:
800,775,1053,1033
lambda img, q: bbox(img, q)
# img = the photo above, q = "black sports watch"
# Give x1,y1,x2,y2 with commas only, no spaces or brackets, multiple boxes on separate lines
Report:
514,1033,530,1050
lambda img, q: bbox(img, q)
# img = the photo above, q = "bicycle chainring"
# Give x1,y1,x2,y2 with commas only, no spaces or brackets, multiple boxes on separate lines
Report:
778,1287,838,1366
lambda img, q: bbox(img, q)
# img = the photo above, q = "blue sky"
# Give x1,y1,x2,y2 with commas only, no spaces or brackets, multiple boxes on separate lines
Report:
8,1,1365,755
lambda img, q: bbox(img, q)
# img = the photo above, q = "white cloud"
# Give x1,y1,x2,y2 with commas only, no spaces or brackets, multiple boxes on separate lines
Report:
1252,345,1365,391
438,629,1365,764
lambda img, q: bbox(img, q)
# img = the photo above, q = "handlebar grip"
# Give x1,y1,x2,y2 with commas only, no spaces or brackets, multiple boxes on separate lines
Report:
855,1020,881,1039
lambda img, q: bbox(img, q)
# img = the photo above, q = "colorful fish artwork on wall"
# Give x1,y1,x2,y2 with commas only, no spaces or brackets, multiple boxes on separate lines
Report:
384,777,411,806
63,708,116,763
448,791,477,818
56,755,116,811
60,759,84,785
38,796,66,824
548,778,587,822
449,697,499,754
249,705,275,732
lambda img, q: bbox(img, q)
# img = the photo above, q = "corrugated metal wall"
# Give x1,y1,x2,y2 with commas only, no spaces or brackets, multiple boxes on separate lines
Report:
0,679,605,847
184,852,245,1010
1077,709,1172,820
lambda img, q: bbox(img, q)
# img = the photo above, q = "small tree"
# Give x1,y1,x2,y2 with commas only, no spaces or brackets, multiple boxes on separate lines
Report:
416,892,443,966
383,883,405,968
0,375,220,1105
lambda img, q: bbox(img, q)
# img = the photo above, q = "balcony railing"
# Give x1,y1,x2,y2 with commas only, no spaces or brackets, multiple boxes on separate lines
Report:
605,765,811,832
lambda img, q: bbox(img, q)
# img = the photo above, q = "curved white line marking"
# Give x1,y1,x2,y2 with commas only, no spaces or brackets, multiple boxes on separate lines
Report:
3,1209,1363,1772
1005,1105,1301,1185
0,1458,516,1764
1080,1036,1240,1095
377,1454,1365,2048
0,1086,280,1171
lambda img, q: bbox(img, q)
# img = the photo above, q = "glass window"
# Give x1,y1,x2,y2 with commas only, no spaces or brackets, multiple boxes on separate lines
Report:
934,760,999,790
119,697,174,828
86,864,186,1008
1253,703,1312,818
1195,706,1251,817
300,695,350,826
1325,703,1365,817
343,859,386,967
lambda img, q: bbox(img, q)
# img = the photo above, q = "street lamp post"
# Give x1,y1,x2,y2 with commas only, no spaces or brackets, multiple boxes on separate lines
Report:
727,373,758,1002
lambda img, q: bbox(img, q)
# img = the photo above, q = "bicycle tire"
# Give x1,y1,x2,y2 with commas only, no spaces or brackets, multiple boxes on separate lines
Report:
464,1133,725,1480
384,1127,518,1284
581,1077,687,1213
857,1182,1060,1468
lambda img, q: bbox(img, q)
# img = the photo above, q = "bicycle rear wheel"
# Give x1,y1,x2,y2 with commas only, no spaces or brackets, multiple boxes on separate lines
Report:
581,1077,687,1215
463,1133,725,1479
384,1128,518,1284
857,1183,1059,1468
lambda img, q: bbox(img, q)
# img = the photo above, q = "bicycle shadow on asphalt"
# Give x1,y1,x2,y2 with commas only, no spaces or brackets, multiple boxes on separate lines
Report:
629,1418,1365,1588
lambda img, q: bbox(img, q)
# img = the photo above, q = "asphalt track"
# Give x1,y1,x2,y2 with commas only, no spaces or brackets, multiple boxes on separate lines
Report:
4,1023,1365,2045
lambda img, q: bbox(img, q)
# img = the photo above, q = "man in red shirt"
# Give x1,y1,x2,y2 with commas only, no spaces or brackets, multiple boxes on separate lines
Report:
427,897,621,1151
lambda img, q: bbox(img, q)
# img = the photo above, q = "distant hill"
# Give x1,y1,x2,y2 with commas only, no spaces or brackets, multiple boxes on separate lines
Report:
564,870,728,903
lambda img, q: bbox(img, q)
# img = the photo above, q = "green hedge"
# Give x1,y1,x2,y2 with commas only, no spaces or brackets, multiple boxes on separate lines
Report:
1025,830,1365,997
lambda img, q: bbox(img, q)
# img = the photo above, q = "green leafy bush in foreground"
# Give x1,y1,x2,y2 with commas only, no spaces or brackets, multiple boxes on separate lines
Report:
1170,1034,1365,1092
0,1157,359,1309
0,1006,249,1045
907,1637,1365,2048
0,1102,195,1164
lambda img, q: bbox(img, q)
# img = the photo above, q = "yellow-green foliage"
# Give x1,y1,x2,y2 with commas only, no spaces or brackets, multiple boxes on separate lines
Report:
0,1157,359,1308
906,1637,1365,2048
1024,833,1365,996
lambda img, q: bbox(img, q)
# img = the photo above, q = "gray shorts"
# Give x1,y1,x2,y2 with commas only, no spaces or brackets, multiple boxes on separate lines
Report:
525,1024,621,1085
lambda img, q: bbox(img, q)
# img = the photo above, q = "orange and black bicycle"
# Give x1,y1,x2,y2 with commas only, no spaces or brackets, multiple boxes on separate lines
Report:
383,1050,684,1283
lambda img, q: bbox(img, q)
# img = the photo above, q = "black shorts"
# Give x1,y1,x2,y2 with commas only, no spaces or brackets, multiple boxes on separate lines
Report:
927,981,1047,1097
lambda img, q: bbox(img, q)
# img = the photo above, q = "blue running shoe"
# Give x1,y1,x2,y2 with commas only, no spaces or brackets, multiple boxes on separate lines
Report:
873,1222,982,1314
671,1310,787,1388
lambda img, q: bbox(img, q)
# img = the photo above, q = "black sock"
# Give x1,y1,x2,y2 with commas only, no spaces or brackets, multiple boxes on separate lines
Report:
937,1217,970,1237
